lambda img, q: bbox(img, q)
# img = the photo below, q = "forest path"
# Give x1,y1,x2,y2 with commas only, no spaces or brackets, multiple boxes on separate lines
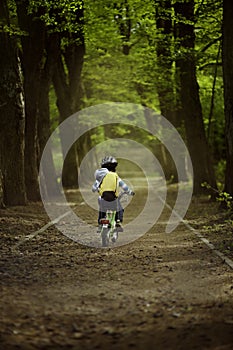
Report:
0,185,233,350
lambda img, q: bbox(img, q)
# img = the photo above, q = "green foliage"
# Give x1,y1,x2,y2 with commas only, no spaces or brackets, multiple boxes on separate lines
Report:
49,86,59,132
83,0,158,107
80,0,226,180
198,72,225,158
215,159,226,186
0,0,25,36
29,0,83,26
217,191,233,209
90,126,105,147
195,0,224,163
202,182,233,210
2,0,227,190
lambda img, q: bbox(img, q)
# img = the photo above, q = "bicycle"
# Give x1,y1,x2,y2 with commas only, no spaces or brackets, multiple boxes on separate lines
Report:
99,191,134,247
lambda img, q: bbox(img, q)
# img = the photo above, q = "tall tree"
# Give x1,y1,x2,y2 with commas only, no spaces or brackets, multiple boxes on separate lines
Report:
174,0,216,194
0,0,26,205
154,0,187,182
51,1,85,187
16,0,45,201
222,0,233,197
155,0,175,124
114,0,132,55
38,33,61,198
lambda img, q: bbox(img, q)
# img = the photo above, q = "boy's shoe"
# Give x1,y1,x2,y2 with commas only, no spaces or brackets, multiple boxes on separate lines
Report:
111,231,118,243
116,221,123,232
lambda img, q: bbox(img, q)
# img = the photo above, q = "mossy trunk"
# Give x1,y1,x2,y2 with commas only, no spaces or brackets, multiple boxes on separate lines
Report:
16,0,45,201
222,0,233,196
174,0,217,194
0,0,26,206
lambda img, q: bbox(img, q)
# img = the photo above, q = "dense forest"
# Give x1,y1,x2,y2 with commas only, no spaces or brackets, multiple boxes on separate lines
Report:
0,0,232,208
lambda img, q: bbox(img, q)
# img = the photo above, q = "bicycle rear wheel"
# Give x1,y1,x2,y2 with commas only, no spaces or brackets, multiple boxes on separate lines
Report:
101,227,110,247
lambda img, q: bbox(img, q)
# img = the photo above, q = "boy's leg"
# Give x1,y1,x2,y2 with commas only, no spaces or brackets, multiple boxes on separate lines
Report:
115,198,124,232
98,196,108,223
98,211,105,224
116,198,124,222
115,209,124,222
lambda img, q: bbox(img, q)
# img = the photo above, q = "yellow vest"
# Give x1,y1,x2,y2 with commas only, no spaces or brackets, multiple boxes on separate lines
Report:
99,172,119,196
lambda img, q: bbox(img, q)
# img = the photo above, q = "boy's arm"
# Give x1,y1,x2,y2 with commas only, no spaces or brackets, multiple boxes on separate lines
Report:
92,180,100,192
118,177,134,195
92,168,108,192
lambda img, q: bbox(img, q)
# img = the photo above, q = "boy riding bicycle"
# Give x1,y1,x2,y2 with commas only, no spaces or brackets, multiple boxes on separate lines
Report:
92,156,134,232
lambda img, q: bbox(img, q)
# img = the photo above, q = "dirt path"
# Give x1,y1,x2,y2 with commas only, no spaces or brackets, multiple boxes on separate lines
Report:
0,186,233,350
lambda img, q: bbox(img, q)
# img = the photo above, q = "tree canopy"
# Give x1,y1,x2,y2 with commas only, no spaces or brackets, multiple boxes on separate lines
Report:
0,0,232,208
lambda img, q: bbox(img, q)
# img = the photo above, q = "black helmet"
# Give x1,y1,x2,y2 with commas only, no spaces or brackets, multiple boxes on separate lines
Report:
101,156,118,171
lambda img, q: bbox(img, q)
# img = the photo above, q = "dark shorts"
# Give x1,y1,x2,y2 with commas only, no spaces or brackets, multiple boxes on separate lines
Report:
98,191,124,223
101,191,116,202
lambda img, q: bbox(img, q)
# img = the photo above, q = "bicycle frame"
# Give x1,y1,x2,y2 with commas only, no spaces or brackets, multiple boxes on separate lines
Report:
100,210,117,247
99,192,131,247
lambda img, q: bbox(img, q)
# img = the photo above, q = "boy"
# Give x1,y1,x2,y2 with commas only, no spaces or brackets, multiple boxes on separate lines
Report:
92,156,134,231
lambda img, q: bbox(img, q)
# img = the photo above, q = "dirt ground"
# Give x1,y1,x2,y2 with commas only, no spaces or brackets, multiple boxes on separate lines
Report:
0,185,233,350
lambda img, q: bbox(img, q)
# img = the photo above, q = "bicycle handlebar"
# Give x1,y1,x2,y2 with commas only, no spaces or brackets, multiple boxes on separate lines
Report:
118,191,135,200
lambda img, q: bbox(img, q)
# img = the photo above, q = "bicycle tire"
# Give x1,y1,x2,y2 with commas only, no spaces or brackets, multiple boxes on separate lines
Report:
101,227,110,247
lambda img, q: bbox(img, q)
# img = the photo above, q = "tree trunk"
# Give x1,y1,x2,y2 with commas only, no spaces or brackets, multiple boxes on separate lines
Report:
52,49,79,188
155,0,188,182
64,39,85,187
0,0,26,206
174,0,217,194
114,0,131,55
0,170,4,208
38,35,61,198
16,1,45,201
155,0,176,125
222,0,233,196
52,4,85,188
